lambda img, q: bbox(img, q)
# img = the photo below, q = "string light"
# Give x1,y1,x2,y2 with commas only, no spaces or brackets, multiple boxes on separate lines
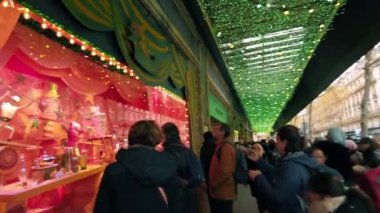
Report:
23,12,31,20
14,2,188,121
91,50,96,56
2,1,9,7
41,22,48,29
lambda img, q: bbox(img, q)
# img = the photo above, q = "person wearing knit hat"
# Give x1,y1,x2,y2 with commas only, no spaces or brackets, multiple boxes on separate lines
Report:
326,128,346,145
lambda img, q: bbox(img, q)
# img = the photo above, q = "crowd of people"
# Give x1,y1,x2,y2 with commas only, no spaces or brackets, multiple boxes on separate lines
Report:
93,119,380,213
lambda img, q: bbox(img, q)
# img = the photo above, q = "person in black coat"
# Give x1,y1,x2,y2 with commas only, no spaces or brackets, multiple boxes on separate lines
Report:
162,122,198,213
307,172,375,213
200,131,215,185
94,120,180,213
312,140,354,184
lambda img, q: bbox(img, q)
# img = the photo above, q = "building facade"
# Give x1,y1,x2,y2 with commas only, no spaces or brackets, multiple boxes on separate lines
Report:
291,44,380,140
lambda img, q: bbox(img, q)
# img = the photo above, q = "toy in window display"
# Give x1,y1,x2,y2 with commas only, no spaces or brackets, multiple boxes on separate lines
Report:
0,90,31,141
39,84,60,121
89,106,107,138
67,121,82,147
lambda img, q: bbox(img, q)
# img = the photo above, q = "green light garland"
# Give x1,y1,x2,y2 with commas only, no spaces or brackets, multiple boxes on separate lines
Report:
199,0,345,132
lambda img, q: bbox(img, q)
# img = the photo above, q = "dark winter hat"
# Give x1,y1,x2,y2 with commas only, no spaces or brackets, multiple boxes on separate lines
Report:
357,137,375,145
308,172,346,197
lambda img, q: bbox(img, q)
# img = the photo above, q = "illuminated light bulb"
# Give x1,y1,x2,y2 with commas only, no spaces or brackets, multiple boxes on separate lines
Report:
56,31,62,37
116,65,121,69
320,24,325,28
309,9,314,13
335,2,341,7
23,12,30,19
91,50,96,56
109,61,113,66
266,3,271,7
100,56,105,61
41,23,48,29
69,39,75,44
87,78,91,81
136,76,139,80
2,1,9,7
284,10,290,15
81,45,86,51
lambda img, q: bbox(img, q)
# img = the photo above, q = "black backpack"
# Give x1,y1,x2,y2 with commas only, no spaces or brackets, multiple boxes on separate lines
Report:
217,143,248,184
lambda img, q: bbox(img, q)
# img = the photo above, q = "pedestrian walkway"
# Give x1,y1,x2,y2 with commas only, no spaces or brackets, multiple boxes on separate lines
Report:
234,185,259,213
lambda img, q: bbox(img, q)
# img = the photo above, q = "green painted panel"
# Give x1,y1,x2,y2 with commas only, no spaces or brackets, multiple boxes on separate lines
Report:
209,94,228,123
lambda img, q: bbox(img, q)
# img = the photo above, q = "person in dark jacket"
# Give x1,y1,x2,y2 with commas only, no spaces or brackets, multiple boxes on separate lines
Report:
307,147,343,179
200,131,215,185
162,122,198,213
307,172,375,213
94,120,180,213
312,128,354,184
357,137,380,168
312,140,355,184
247,125,318,213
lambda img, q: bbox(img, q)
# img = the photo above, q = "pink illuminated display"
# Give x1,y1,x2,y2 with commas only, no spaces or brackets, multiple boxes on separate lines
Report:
0,23,190,181
0,24,190,142
0,3,190,212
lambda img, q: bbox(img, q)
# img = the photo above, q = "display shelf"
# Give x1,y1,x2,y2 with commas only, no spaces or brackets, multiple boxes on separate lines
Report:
0,140,41,149
0,165,105,203
78,141,103,146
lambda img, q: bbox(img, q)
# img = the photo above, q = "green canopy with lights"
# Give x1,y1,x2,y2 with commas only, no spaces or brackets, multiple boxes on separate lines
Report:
199,0,344,132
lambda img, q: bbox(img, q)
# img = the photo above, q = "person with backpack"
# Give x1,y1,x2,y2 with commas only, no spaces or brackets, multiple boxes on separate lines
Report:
247,125,318,213
208,123,236,213
94,120,180,213
162,122,202,213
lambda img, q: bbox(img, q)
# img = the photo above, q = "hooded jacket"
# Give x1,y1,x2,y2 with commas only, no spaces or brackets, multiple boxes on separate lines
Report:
94,146,180,213
253,152,318,213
